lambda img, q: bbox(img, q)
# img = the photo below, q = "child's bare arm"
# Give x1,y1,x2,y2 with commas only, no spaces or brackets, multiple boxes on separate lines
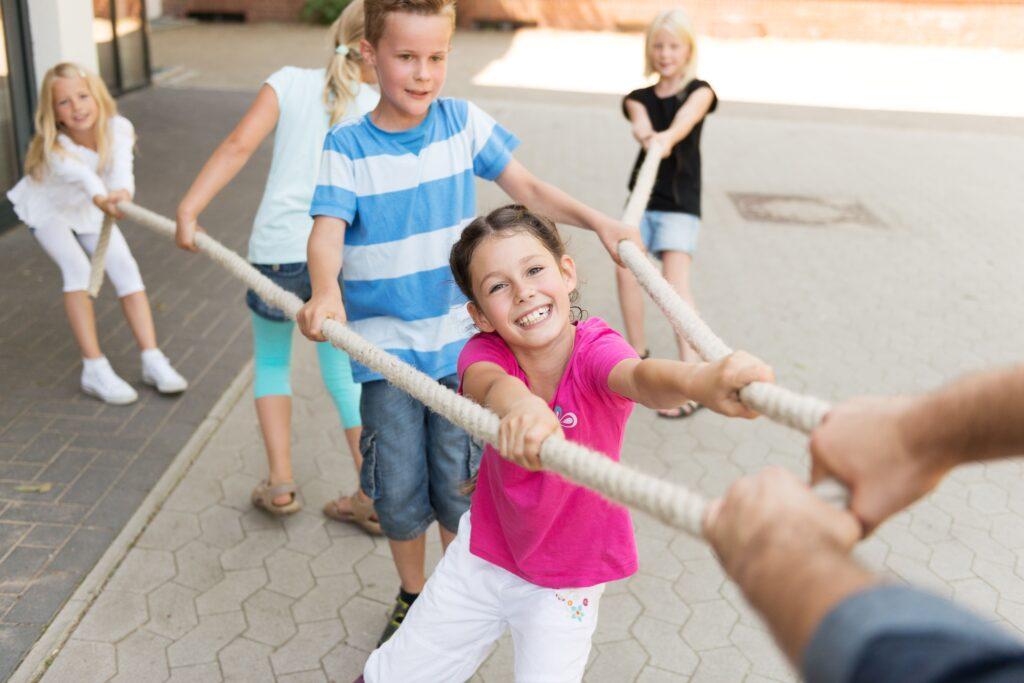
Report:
495,159,641,266
297,216,347,342
624,99,655,143
176,84,280,250
608,352,773,418
647,86,715,158
463,362,562,471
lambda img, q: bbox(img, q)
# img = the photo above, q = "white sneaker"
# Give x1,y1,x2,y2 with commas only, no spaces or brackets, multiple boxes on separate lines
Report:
81,357,138,405
141,349,188,394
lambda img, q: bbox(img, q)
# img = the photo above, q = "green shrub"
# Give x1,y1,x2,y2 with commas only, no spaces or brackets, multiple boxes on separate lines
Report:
302,0,353,24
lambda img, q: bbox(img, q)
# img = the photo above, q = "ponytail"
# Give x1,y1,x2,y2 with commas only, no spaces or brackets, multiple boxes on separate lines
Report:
324,0,366,126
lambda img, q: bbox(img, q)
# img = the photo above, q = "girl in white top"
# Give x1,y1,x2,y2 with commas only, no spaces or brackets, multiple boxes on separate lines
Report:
176,1,380,526
8,62,187,405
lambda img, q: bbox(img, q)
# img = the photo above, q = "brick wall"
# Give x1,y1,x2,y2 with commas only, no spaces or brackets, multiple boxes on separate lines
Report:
159,0,1024,49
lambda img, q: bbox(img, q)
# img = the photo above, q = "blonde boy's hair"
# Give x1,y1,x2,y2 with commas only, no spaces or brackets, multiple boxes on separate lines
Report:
325,0,368,125
644,9,698,88
364,0,456,46
25,62,118,180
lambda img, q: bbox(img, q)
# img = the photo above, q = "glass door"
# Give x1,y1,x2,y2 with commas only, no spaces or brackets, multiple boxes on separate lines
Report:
94,0,150,94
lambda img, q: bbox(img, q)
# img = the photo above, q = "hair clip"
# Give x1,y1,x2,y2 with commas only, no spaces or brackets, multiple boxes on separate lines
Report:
335,44,350,57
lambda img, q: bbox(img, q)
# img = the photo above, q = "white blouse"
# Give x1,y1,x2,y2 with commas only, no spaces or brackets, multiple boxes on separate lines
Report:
7,115,135,235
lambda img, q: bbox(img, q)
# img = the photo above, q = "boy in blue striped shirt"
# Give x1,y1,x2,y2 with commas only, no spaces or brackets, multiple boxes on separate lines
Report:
298,0,641,648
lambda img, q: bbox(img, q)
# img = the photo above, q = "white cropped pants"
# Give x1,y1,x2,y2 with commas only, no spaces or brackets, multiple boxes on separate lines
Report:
32,225,144,297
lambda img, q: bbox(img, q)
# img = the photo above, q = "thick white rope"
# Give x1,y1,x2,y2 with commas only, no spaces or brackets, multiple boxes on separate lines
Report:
118,202,710,536
87,215,115,298
621,142,845,504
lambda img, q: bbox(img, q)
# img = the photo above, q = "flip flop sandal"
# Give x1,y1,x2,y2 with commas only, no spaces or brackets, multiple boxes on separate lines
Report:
323,491,383,536
251,480,302,515
657,401,704,419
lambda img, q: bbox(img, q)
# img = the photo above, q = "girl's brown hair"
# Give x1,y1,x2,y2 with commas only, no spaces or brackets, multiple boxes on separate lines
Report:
24,62,118,180
450,204,582,317
364,0,456,46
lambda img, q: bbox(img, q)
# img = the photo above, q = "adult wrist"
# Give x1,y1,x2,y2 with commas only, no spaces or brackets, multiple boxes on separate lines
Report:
897,396,960,476
736,529,875,663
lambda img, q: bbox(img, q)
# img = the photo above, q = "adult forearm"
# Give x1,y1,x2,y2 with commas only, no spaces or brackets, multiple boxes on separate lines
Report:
740,540,877,665
900,364,1024,468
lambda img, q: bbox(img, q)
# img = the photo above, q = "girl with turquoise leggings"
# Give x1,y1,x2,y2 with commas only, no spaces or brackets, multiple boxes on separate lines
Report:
173,1,382,531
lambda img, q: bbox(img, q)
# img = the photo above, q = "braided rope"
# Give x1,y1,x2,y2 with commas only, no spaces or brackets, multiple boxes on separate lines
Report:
623,143,834,431
621,142,845,504
87,215,115,298
118,202,710,536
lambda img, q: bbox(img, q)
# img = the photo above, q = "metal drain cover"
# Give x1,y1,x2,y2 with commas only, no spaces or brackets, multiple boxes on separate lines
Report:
729,193,882,227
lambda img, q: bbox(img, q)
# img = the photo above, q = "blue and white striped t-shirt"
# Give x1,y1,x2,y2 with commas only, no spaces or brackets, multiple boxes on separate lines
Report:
310,98,520,382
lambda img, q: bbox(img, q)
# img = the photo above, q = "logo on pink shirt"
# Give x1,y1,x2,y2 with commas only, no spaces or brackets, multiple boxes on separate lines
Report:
554,406,578,429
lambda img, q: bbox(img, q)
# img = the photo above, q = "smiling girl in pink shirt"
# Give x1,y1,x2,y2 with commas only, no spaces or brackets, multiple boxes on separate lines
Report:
362,204,773,682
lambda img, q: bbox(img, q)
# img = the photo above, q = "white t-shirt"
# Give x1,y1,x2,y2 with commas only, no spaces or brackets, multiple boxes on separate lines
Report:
248,66,378,263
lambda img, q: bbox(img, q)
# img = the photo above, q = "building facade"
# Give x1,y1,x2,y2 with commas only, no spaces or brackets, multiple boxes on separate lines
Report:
0,0,151,230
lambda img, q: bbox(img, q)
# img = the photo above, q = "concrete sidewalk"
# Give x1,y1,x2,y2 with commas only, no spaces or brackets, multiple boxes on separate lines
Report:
13,22,1024,683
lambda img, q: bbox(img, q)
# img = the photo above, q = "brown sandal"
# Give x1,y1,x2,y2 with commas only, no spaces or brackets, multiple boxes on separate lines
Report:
251,480,302,516
323,491,383,536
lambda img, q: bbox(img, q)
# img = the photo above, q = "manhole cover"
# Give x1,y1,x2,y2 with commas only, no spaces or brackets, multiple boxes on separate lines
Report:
729,193,882,227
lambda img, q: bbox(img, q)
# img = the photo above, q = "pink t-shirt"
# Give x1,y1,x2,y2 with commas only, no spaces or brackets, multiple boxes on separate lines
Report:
456,317,639,588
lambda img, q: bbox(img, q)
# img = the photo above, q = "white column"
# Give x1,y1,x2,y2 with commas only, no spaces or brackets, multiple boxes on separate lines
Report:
27,0,100,89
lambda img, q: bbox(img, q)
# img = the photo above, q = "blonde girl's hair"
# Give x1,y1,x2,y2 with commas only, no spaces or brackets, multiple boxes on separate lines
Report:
24,62,118,180
644,9,698,89
325,0,368,126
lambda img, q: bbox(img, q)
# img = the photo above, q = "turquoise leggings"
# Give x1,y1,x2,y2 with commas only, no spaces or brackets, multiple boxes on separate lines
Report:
251,313,362,429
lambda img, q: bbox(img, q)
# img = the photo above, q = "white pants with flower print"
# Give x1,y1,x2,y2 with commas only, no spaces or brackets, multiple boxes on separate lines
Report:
363,512,605,683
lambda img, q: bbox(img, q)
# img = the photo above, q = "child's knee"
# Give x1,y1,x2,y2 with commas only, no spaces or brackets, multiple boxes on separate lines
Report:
59,259,92,293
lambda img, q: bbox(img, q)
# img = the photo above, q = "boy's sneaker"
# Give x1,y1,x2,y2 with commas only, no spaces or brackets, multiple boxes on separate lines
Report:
377,593,412,647
81,357,138,405
141,349,188,394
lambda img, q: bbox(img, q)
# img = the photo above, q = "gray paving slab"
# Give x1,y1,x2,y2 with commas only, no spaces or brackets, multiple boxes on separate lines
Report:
0,85,273,679
13,20,1024,683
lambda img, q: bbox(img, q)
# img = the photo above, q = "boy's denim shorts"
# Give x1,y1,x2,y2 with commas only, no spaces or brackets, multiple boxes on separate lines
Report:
359,373,482,540
640,211,701,258
246,262,344,322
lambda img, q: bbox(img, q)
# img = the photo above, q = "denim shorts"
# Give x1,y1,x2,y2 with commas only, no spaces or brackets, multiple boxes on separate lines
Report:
245,262,344,322
640,211,701,257
359,373,482,540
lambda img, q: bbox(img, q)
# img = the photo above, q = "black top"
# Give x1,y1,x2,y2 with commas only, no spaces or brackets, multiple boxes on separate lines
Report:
623,79,717,216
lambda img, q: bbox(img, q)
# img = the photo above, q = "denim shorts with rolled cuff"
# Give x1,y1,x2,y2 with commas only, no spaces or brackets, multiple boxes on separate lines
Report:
245,261,344,321
359,373,483,540
640,210,701,258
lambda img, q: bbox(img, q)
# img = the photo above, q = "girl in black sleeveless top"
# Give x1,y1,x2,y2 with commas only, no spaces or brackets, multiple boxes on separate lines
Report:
617,9,717,419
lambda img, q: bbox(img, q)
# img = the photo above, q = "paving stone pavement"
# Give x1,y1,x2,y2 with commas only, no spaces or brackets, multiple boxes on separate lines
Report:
0,86,282,679
25,22,1024,683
